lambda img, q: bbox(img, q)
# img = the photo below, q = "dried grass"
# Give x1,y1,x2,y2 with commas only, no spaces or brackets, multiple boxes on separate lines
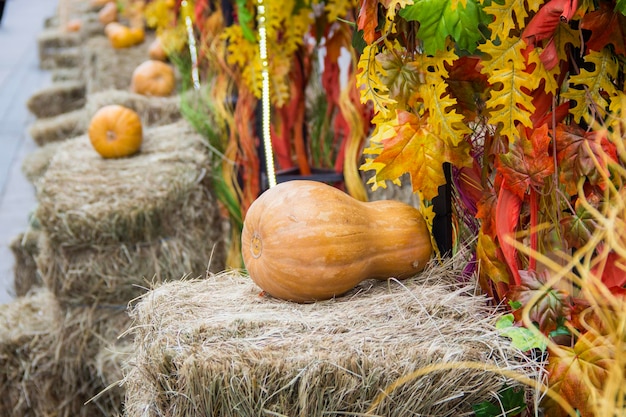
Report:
51,67,84,82
35,120,221,246
27,90,181,147
123,261,544,417
39,46,83,71
26,81,86,118
33,120,227,305
9,229,43,297
82,35,157,94
0,289,130,417
28,108,87,147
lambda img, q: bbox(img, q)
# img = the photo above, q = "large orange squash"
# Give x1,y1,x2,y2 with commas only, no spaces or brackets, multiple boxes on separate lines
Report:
88,104,143,158
241,180,433,302
131,60,176,96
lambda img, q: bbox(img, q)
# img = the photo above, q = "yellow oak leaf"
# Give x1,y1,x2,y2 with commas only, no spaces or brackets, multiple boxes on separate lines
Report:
483,0,528,37
486,65,537,141
562,48,619,125
420,81,471,147
356,44,396,115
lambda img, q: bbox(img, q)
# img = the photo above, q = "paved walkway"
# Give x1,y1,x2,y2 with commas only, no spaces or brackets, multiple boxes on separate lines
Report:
0,0,58,304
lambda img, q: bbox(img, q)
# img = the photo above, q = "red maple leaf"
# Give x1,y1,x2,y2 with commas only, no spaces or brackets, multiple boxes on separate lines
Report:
554,123,618,195
498,124,555,199
580,0,626,55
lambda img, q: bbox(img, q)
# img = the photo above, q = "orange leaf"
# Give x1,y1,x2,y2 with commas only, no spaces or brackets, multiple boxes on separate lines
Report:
373,110,467,200
357,0,380,44
544,332,615,417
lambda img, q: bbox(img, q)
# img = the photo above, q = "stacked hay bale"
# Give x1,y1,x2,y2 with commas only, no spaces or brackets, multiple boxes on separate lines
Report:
3,0,230,414
3,119,228,417
0,289,130,417
123,265,544,416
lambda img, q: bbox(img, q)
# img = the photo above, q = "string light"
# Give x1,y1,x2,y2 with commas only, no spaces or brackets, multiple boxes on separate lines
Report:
181,0,200,90
256,0,277,188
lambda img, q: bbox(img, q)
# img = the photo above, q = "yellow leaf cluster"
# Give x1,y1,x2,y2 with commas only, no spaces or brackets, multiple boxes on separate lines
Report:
223,0,316,107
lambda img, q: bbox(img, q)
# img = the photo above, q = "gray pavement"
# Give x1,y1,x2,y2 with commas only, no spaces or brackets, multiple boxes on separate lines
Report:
0,0,58,304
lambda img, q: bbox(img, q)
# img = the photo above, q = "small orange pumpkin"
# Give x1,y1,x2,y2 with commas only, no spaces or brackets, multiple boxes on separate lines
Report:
88,105,143,158
241,180,434,302
131,60,176,96
148,37,168,61
106,24,145,49
65,18,82,32
98,2,118,25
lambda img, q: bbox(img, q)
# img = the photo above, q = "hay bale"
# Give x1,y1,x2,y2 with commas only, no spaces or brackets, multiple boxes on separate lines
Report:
28,91,180,147
123,267,543,417
35,229,222,306
37,29,81,65
26,81,86,118
85,89,181,127
28,108,87,146
82,35,156,94
22,141,65,183
34,120,227,304
0,289,130,417
35,120,223,247
9,229,42,297
51,67,83,82
40,46,83,70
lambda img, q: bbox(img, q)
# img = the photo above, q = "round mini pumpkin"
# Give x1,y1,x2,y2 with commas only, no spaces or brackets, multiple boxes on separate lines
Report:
241,180,434,302
148,37,168,61
98,2,118,25
131,60,176,96
88,105,143,158
65,18,82,32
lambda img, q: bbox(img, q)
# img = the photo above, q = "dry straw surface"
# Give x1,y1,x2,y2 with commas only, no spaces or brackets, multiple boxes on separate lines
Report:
123,263,544,417
9,229,42,297
26,80,86,118
83,34,157,94
28,90,181,147
33,120,227,305
0,289,129,417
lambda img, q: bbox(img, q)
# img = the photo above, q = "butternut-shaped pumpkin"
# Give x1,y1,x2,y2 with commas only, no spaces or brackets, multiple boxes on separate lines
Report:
98,2,118,25
131,60,176,96
88,104,143,158
241,180,433,302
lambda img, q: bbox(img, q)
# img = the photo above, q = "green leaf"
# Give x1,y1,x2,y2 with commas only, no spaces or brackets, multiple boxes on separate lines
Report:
496,314,548,352
617,0,626,15
236,0,256,42
473,384,527,417
398,0,489,55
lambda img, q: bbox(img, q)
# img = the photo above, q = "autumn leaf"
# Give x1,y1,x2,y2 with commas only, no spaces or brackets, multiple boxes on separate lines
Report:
580,0,626,55
508,269,572,334
375,46,422,107
555,123,618,196
398,0,489,55
522,0,580,70
483,0,530,37
420,81,471,147
357,0,379,44
445,56,490,118
371,110,470,199
560,203,595,249
544,332,615,417
495,184,522,286
356,44,396,115
498,124,555,198
496,313,548,352
562,48,619,125
476,230,511,287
